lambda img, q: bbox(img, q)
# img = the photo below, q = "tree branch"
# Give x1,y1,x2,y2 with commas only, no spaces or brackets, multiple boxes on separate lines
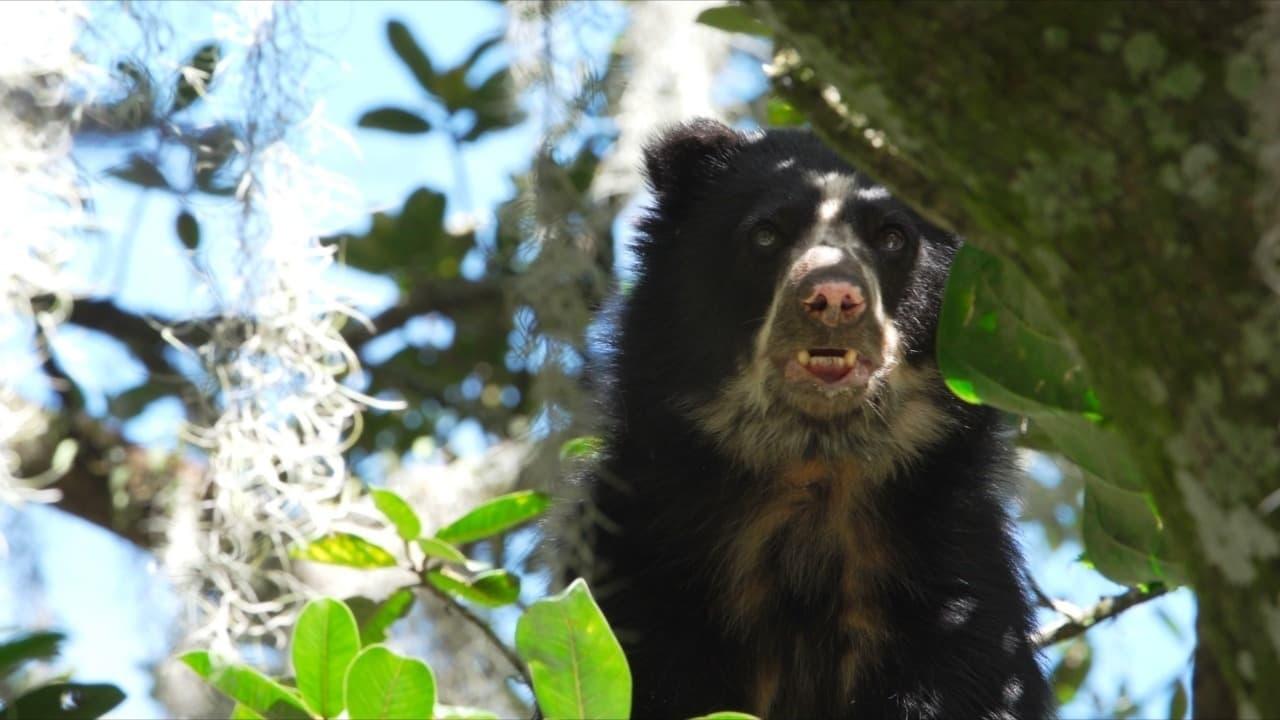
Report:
66,298,197,377
419,578,532,688
343,277,503,352
1033,585,1171,648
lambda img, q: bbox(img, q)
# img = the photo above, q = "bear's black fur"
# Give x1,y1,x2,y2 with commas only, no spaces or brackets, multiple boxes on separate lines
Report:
579,120,1052,720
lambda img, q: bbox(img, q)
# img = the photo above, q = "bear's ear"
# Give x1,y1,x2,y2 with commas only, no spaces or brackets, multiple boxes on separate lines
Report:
642,118,743,198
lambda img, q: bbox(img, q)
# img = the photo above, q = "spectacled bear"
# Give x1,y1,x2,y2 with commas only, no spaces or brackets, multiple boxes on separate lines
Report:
577,119,1052,720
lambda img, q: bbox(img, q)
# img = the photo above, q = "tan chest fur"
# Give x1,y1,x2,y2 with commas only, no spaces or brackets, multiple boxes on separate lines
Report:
716,459,893,715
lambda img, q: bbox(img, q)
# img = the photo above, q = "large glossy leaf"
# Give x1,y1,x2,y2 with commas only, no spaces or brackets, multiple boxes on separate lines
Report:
386,20,436,93
180,651,312,720
515,579,630,720
938,244,1179,585
344,646,435,720
291,533,397,569
1082,488,1186,585
292,598,360,718
0,630,65,676
371,489,422,541
0,683,125,720
344,589,416,646
435,490,550,545
427,568,520,608
938,245,1098,417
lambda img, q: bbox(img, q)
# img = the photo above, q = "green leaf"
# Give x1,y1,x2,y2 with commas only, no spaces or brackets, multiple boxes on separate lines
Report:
435,704,499,719
230,704,265,720
559,436,602,461
108,155,171,191
937,245,1181,586
344,646,435,720
357,107,432,134
371,489,422,541
515,578,630,720
108,383,171,419
176,210,201,251
292,598,360,718
1081,488,1186,585
695,6,771,36
435,490,550,544
345,589,417,646
291,533,397,569
430,34,503,115
937,245,1097,417
458,35,503,76
1050,639,1092,705
1169,679,1188,720
386,20,436,93
179,651,312,720
0,630,65,677
400,187,449,234
459,69,524,143
766,97,805,127
173,42,221,113
0,683,125,720
417,537,468,565
427,569,520,608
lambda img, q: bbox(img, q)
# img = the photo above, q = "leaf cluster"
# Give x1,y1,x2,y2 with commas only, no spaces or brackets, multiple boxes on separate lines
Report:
358,20,524,142
0,630,125,719
186,483,761,719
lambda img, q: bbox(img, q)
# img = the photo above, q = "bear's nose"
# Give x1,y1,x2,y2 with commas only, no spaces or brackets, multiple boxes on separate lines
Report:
801,281,866,327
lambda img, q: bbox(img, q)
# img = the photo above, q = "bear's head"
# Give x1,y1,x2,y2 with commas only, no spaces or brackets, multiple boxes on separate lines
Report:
617,119,962,473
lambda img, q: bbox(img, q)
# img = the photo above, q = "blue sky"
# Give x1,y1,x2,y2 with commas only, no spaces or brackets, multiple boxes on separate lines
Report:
4,2,1194,719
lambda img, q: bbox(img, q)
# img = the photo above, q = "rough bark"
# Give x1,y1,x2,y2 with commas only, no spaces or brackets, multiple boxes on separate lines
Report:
748,2,1280,716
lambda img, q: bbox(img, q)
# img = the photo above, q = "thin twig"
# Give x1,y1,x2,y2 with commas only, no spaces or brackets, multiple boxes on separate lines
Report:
419,577,532,688
1033,584,1171,648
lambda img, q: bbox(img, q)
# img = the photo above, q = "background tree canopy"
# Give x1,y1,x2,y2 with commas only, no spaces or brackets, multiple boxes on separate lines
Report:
1,2,1273,719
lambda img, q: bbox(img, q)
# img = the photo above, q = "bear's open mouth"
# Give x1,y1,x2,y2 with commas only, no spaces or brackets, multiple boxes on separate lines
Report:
788,347,878,387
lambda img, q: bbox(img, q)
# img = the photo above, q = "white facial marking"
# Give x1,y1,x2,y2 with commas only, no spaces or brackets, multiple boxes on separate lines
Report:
818,197,843,222
855,185,890,201
774,158,796,171
807,170,857,194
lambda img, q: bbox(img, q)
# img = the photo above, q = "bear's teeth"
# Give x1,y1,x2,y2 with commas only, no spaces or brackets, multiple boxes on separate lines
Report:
793,351,855,366
798,350,858,368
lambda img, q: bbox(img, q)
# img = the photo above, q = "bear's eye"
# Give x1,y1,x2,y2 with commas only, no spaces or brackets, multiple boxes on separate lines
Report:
878,226,907,253
749,222,780,251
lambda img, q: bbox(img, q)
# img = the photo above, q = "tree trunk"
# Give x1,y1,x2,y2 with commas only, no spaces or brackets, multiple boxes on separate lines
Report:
749,2,1280,716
